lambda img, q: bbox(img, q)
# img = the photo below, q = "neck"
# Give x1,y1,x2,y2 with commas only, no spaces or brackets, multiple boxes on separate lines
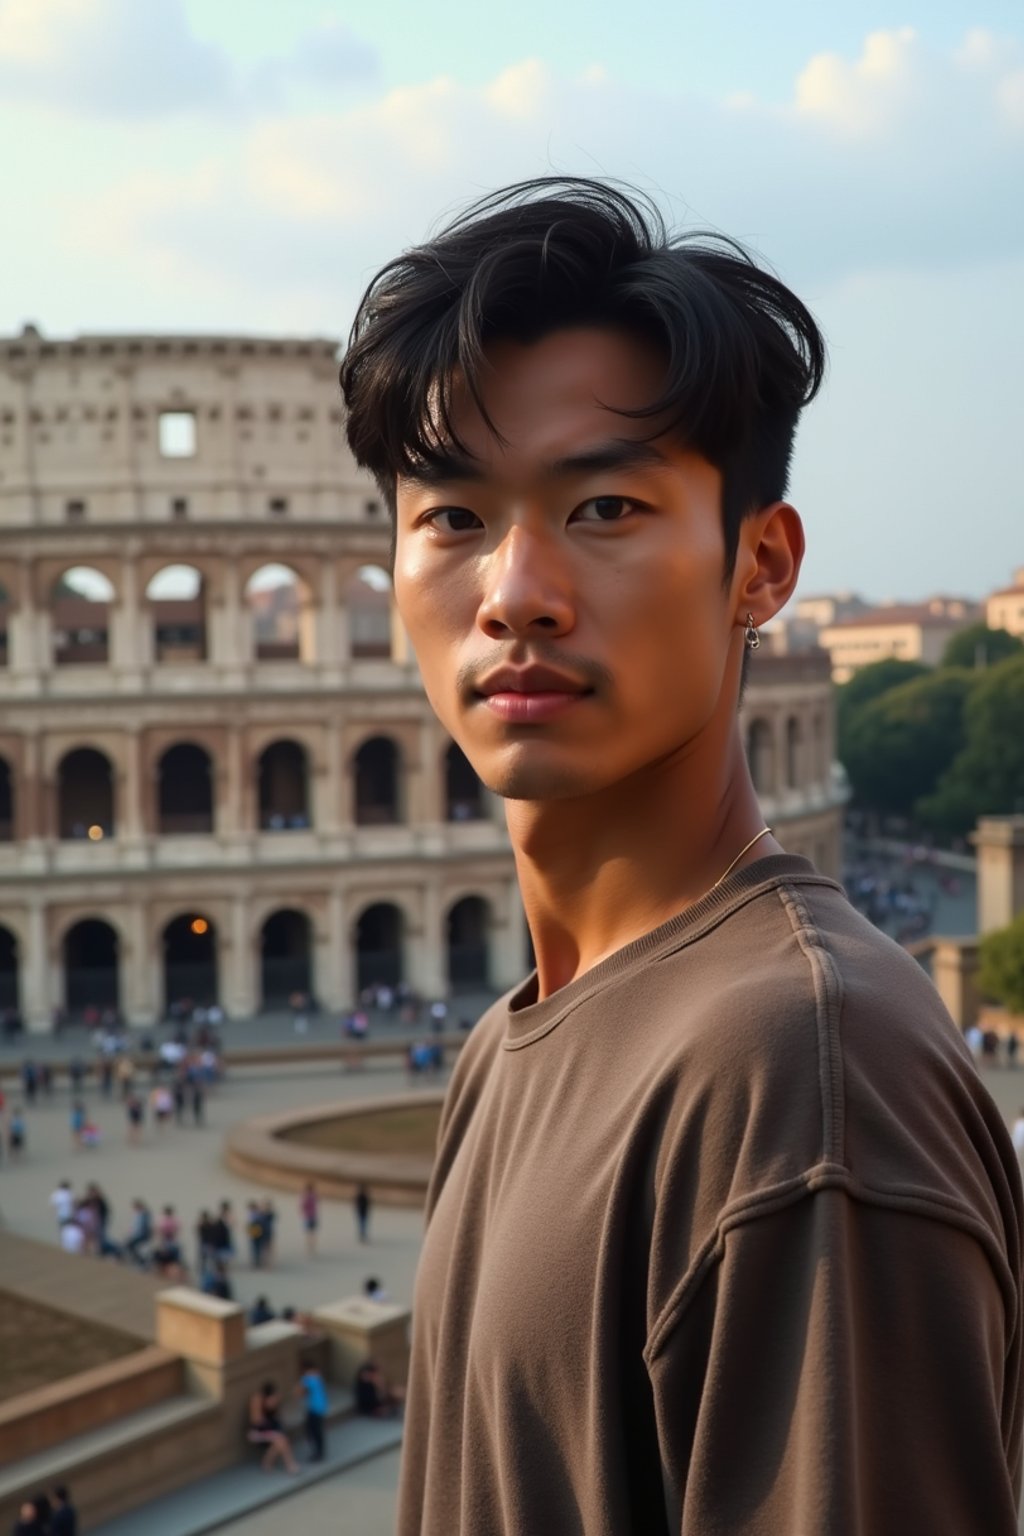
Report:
507,723,779,1000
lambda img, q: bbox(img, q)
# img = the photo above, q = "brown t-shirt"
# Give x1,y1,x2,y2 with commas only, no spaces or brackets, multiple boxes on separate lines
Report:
398,855,1023,1534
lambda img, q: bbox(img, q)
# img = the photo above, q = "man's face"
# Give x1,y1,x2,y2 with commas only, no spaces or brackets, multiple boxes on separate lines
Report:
393,327,741,802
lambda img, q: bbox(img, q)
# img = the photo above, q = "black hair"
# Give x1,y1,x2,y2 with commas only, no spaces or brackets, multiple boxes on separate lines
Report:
340,176,826,583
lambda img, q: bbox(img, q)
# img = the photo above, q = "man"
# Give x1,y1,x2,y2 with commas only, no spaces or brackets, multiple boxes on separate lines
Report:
340,178,1024,1533
50,1485,78,1536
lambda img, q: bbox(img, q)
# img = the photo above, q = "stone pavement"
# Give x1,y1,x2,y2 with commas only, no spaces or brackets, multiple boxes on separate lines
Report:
213,1448,402,1536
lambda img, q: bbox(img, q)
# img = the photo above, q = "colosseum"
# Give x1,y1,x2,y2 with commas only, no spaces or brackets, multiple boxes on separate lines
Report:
0,326,845,1033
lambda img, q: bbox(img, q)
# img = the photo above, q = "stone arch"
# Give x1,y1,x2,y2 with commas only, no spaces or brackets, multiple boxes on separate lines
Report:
51,566,115,666
346,564,394,660
244,563,316,662
0,923,18,1014
260,908,314,1008
162,912,219,1014
353,735,403,825
63,917,120,1015
146,563,207,663
353,901,406,993
257,738,311,830
57,746,115,840
0,753,13,840
157,742,214,834
444,741,485,821
446,895,492,989
746,718,775,797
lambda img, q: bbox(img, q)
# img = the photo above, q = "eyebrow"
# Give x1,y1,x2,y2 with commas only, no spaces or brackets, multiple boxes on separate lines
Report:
402,438,671,489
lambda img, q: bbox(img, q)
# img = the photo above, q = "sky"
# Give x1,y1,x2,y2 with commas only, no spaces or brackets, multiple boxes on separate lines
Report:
0,0,1022,602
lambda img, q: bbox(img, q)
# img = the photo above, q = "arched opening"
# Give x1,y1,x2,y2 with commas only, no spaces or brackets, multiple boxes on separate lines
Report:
746,720,775,797
785,717,803,789
52,567,115,665
354,736,402,825
64,918,119,1015
0,583,10,667
0,755,13,841
257,739,310,830
444,742,485,821
58,747,115,840
157,743,214,834
245,564,315,662
347,565,393,660
0,925,18,1014
355,903,404,993
146,564,206,662
163,914,218,1014
447,896,491,989
260,908,313,1008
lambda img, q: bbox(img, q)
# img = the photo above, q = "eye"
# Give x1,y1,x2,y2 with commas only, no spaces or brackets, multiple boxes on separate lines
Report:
570,495,641,524
424,506,483,533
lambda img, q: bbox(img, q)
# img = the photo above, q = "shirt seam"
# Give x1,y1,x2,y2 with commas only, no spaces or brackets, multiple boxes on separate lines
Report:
774,882,846,1167
643,1164,1015,1366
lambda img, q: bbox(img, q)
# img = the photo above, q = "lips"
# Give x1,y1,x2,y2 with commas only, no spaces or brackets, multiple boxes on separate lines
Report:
475,665,591,698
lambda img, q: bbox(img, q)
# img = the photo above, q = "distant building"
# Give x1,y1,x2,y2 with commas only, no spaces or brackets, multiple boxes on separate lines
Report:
986,567,1024,639
817,597,981,684
766,591,871,655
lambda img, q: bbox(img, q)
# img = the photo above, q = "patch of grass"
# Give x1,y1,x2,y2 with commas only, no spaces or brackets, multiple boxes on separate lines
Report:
279,1104,442,1158
0,1292,141,1402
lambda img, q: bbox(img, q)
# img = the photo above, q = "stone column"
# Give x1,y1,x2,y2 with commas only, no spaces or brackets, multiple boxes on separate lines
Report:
932,939,981,1030
973,817,1024,936
323,886,350,1010
312,1298,411,1390
119,731,144,842
226,894,256,1020
23,902,51,1032
409,880,445,998
124,900,156,1027
111,556,144,680
494,880,530,990
7,560,38,678
316,559,342,666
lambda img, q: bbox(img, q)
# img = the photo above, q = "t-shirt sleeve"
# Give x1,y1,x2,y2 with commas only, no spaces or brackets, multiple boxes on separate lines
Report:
644,1185,1021,1535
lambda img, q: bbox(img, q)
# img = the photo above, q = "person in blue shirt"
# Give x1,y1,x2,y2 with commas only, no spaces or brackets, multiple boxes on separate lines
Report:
294,1362,327,1462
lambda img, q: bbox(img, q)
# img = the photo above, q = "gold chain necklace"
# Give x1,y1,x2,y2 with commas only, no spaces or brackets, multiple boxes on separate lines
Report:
711,826,774,890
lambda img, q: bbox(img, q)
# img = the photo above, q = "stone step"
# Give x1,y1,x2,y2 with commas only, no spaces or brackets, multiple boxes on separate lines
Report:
91,1414,404,1536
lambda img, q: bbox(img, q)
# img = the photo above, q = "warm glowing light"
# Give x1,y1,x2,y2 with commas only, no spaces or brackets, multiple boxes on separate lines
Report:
87,824,104,841
190,917,209,936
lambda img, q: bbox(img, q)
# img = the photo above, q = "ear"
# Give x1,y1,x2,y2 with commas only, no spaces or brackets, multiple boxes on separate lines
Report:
731,501,804,626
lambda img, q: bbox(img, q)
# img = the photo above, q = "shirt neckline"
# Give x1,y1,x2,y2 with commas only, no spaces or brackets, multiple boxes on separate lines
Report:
502,854,840,1049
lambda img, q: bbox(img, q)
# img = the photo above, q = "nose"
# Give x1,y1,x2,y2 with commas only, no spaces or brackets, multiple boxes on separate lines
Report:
476,526,575,640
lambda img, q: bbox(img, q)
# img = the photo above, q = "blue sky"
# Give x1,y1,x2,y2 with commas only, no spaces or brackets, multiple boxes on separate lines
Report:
0,0,1021,603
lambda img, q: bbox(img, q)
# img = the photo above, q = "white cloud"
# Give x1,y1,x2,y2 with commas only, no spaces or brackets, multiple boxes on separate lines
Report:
0,0,377,118
64,26,1024,330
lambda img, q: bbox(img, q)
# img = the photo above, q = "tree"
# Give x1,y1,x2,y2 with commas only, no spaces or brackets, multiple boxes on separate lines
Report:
979,912,1024,1016
942,623,1023,670
836,657,930,772
917,654,1024,838
839,670,973,819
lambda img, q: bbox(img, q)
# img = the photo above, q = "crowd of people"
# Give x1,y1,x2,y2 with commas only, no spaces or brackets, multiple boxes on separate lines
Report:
9,1486,77,1536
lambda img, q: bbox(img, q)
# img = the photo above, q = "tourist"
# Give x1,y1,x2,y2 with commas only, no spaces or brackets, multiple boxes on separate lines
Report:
195,1209,217,1274
259,1199,277,1266
354,1183,371,1244
299,1182,319,1257
363,1276,389,1303
190,1075,205,1126
150,1082,173,1128
354,1359,403,1419
124,1199,152,1266
69,1100,86,1150
7,1104,26,1159
68,1057,86,1094
249,1295,276,1325
21,1059,38,1105
50,1179,74,1228
246,1200,267,1269
125,1091,144,1143
10,1499,44,1535
59,1214,85,1255
116,1054,135,1099
246,1381,298,1474
340,177,1024,1531
151,1204,184,1277
294,1359,328,1462
201,1260,233,1301
211,1200,234,1265
74,1196,99,1255
49,1485,78,1536
173,1074,187,1126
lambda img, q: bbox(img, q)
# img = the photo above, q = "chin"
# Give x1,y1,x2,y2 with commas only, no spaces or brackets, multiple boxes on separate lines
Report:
485,755,600,802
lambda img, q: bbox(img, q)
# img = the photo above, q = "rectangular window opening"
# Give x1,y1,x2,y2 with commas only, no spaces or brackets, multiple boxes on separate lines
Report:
158,409,197,458
170,496,189,520
65,499,87,521
269,497,289,516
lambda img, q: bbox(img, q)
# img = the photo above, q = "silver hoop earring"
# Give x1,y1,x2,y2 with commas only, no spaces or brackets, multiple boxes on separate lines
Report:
744,613,760,651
